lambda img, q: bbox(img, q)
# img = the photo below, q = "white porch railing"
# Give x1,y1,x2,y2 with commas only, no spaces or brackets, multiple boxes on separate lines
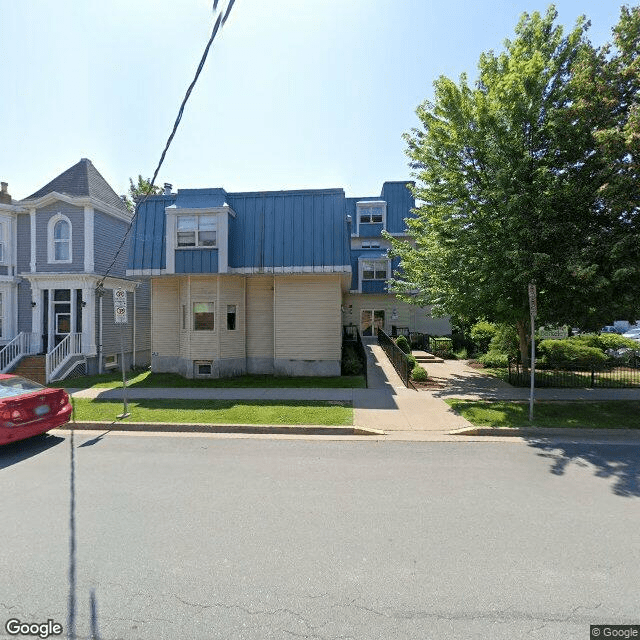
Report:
46,333,83,383
0,332,39,373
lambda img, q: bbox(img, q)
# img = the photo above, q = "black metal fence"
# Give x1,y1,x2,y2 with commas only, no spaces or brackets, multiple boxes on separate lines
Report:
508,357,640,388
378,329,413,388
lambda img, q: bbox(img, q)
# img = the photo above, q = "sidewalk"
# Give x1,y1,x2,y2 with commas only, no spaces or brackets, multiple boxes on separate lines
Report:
65,346,640,442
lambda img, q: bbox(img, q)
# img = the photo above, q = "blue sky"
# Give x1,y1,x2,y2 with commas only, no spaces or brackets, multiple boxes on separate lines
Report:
0,0,625,200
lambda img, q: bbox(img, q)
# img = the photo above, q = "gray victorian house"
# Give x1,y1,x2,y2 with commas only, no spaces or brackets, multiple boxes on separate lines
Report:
0,159,150,382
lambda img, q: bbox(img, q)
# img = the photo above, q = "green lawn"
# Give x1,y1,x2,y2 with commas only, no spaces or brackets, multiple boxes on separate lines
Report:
71,398,353,426
54,371,366,390
446,399,640,430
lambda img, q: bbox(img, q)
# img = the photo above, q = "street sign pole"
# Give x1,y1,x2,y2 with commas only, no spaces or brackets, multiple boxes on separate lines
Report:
114,288,130,419
528,283,537,422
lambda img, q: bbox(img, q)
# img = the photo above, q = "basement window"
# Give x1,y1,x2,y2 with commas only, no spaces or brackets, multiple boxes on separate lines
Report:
104,354,118,369
195,361,212,377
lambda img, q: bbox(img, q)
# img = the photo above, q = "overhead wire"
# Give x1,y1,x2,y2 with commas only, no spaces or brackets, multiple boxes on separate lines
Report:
97,0,237,291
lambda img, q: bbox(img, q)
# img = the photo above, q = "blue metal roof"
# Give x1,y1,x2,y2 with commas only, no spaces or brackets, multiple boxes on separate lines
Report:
128,188,351,273
127,182,413,274
128,194,175,272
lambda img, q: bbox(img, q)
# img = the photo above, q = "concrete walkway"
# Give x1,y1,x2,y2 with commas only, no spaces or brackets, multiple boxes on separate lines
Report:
65,344,640,442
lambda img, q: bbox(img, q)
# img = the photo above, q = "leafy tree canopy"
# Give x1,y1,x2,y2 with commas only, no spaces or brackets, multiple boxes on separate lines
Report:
122,175,163,212
387,5,640,366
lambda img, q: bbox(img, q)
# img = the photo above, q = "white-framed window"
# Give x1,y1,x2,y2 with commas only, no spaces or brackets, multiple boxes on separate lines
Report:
357,202,385,225
361,240,381,249
193,302,215,331
47,214,73,263
362,259,389,280
177,215,217,248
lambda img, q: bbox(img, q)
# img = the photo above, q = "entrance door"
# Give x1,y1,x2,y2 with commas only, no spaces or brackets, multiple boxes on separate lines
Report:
361,309,385,336
53,289,71,347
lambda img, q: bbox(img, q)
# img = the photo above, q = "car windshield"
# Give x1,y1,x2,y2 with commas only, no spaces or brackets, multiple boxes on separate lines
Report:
0,376,45,399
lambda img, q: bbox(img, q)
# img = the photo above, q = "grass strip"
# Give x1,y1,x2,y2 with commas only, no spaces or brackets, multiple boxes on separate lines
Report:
445,400,640,430
72,398,352,426
54,371,365,390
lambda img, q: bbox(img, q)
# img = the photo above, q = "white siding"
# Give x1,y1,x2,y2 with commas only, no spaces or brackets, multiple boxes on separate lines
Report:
152,278,179,356
219,276,245,359
274,275,341,360
187,276,218,360
246,276,274,358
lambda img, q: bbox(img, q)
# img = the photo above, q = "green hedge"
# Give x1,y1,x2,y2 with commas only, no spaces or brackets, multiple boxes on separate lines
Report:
573,333,640,351
538,339,607,369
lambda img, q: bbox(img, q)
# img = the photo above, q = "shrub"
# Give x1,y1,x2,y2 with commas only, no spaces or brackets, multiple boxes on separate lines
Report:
454,347,468,360
412,365,428,381
396,335,411,354
476,350,509,368
406,354,417,369
573,333,640,352
341,344,363,376
488,324,520,358
538,339,607,369
470,321,497,354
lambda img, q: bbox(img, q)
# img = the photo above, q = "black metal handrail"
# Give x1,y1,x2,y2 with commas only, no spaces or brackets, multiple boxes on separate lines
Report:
378,328,413,388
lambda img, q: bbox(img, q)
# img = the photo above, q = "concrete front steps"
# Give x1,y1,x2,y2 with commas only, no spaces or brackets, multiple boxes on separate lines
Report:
12,355,46,385
412,350,445,364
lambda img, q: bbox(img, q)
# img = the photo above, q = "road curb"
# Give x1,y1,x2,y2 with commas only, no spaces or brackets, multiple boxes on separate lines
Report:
450,426,640,440
64,421,385,437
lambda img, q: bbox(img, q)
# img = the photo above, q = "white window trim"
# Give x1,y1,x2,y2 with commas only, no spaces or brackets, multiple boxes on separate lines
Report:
358,257,389,292
193,300,216,332
0,221,5,265
47,213,73,264
356,200,387,236
104,354,118,369
176,214,218,249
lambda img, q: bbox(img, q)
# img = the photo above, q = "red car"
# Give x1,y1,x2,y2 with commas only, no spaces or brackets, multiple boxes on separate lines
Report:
0,374,72,445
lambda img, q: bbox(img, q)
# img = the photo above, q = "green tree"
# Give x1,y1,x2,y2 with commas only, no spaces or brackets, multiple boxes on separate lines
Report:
388,6,640,368
569,5,640,318
123,175,163,212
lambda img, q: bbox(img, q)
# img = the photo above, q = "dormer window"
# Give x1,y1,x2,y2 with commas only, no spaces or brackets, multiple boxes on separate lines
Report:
359,206,384,224
177,215,217,248
48,214,73,263
356,201,387,235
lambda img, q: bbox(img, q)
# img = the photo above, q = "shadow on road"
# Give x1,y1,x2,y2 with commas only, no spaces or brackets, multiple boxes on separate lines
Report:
526,439,640,498
0,432,64,470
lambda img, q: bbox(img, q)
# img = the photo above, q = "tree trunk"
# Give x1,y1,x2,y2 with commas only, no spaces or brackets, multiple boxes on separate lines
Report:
516,319,530,372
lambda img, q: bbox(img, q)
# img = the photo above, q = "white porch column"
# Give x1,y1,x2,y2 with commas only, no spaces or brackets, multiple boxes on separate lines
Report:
70,289,77,339
82,286,97,355
30,284,43,353
47,289,54,353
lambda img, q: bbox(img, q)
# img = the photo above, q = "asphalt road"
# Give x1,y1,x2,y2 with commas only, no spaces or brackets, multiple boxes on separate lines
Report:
1,432,639,640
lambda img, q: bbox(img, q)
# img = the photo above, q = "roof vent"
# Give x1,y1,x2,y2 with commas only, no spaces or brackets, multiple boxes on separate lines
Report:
164,183,173,196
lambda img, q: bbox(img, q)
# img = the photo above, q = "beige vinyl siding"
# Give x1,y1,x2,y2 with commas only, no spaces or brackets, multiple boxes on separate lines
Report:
246,276,274,358
152,278,179,356
219,276,245,359
187,276,218,360
274,275,341,360
342,294,452,335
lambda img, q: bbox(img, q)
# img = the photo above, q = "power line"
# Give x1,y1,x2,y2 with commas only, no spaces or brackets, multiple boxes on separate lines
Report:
97,0,237,289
